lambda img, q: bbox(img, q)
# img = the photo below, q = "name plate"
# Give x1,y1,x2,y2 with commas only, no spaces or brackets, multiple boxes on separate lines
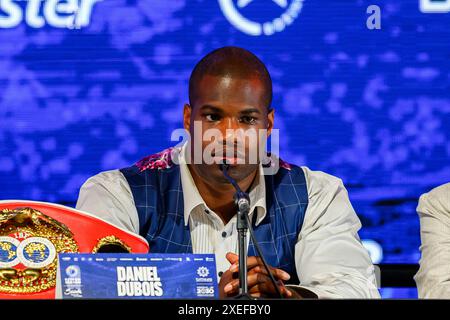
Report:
56,253,218,299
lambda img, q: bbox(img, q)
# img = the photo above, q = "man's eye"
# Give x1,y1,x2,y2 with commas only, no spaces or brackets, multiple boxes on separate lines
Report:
205,114,221,122
240,116,257,124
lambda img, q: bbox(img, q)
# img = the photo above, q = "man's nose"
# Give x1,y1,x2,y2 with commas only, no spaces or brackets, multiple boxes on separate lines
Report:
220,118,241,143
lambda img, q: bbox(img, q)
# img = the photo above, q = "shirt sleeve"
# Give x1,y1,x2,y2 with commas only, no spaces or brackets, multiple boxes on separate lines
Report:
75,170,140,234
414,183,450,299
286,167,380,299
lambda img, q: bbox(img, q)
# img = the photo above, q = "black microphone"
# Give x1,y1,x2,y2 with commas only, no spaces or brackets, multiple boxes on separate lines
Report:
219,161,250,214
219,160,283,299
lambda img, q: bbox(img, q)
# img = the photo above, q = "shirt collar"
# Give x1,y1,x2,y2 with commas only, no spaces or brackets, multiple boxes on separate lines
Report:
178,143,267,227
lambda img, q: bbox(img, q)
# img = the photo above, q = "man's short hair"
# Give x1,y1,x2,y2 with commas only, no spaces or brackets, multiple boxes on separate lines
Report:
188,46,273,110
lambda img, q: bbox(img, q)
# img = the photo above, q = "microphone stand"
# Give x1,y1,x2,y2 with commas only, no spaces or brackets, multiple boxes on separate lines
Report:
220,163,255,300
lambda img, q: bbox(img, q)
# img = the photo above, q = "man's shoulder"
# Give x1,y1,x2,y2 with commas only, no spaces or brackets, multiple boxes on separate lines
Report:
282,165,346,200
80,146,178,189
121,147,181,174
299,166,344,187
262,154,344,191
80,169,130,191
274,156,342,184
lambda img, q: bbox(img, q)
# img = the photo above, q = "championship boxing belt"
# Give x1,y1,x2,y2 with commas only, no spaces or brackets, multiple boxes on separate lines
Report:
0,200,149,299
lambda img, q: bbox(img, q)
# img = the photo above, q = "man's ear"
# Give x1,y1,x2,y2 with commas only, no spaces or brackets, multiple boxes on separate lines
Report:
183,104,191,131
267,108,274,137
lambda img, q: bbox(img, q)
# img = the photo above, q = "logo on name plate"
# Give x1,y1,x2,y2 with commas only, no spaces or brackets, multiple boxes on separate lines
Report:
196,266,210,278
64,265,82,298
218,0,305,36
65,265,81,278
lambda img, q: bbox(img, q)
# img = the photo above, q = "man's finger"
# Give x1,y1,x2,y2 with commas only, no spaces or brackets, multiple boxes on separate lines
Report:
247,265,291,281
226,252,239,265
223,273,292,298
248,281,293,298
229,259,290,281
224,272,274,294
229,256,262,271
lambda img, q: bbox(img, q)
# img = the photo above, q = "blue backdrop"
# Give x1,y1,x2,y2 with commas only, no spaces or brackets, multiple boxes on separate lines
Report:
1,0,449,298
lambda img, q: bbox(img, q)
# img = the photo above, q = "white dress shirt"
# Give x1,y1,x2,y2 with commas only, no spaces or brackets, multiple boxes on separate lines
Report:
415,183,450,298
76,148,380,299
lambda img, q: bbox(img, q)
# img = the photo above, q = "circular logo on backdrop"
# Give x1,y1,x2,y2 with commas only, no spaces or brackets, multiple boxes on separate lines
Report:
218,0,305,36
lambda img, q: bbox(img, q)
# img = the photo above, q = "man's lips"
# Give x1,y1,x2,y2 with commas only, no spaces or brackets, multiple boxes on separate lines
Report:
209,149,247,165
212,156,244,165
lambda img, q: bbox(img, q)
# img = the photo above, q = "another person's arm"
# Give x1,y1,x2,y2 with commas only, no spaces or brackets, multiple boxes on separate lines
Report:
414,183,450,299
